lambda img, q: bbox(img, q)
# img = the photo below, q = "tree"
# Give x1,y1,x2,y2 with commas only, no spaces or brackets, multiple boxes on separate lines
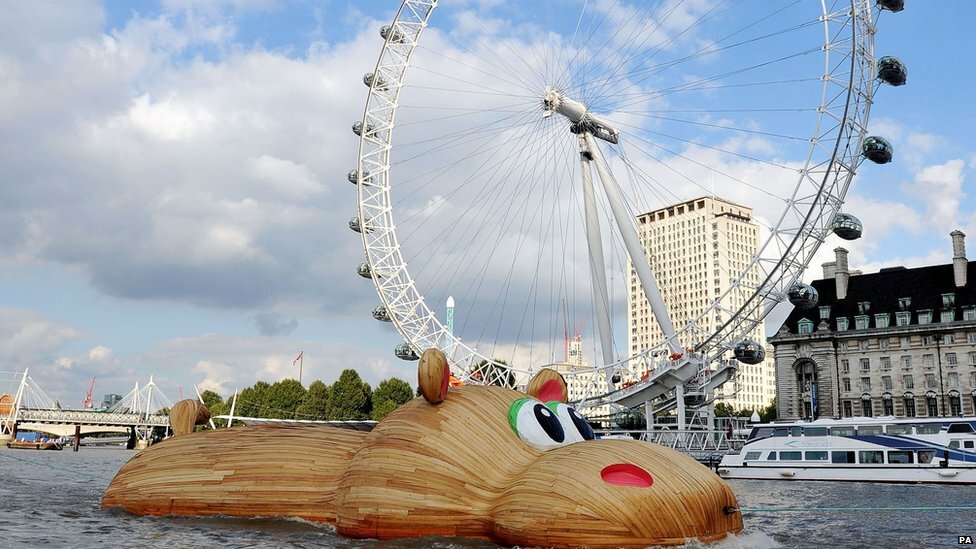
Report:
472,359,515,388
370,378,414,421
295,380,330,420
327,370,372,420
264,379,306,419
236,381,272,418
758,397,777,423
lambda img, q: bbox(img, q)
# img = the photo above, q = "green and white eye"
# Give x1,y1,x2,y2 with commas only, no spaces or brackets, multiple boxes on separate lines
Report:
509,397,565,451
546,402,595,444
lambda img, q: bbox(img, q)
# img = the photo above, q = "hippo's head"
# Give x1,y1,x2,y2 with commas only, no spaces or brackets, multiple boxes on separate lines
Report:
335,349,742,548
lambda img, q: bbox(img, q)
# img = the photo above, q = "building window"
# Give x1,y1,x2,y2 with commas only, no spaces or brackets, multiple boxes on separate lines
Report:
880,338,890,350
842,378,851,392
948,372,960,389
923,354,935,367
819,306,831,319
964,308,976,321
841,359,850,373
861,377,871,391
842,400,853,417
903,375,914,389
941,310,955,323
880,357,891,371
946,352,957,366
896,311,911,326
798,318,814,334
926,397,938,417
875,313,890,328
837,317,849,331
860,358,870,371
898,297,912,310
857,301,871,314
945,333,956,344
918,310,932,325
925,374,937,389
882,376,892,390
922,335,935,346
840,340,850,352
855,316,870,330
900,336,912,348
883,398,894,416
904,397,916,417
862,399,873,417
950,395,962,416
942,293,956,307
859,340,870,351
971,372,976,388
901,356,912,369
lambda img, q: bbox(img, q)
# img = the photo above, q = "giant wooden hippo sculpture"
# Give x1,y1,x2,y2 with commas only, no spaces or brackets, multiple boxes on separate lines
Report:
103,349,742,547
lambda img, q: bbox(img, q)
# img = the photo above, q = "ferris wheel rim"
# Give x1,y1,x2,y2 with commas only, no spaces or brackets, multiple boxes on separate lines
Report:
355,0,877,383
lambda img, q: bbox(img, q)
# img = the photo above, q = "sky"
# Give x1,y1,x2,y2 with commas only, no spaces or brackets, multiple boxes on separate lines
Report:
1,0,974,407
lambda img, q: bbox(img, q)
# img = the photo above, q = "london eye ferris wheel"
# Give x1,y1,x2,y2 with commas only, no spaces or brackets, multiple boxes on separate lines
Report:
350,0,906,405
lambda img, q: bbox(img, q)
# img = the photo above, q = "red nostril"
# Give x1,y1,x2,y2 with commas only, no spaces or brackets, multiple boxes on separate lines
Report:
601,463,653,488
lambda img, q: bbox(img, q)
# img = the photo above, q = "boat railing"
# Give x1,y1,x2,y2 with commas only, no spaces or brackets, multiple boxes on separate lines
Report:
597,429,744,454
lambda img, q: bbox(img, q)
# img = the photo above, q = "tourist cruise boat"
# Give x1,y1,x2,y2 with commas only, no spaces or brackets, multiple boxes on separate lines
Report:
717,417,976,484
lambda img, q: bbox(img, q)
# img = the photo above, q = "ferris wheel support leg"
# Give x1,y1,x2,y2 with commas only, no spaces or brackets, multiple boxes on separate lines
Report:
584,134,681,355
675,383,686,433
644,399,654,433
578,135,615,379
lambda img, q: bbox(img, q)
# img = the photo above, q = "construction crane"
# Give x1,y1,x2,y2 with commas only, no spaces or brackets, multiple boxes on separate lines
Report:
83,377,95,409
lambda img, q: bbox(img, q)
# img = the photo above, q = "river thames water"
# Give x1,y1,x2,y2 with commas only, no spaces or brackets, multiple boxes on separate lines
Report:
0,446,972,548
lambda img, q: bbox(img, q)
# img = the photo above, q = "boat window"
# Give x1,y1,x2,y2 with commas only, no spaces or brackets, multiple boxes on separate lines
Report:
917,450,935,464
767,452,777,460
949,440,960,449
772,428,789,437
751,427,774,440
947,423,975,434
858,450,884,464
830,427,856,437
885,424,911,435
789,426,802,437
831,451,856,464
780,451,802,461
805,451,828,461
965,441,975,449
744,451,762,460
915,423,941,434
887,451,914,464
858,425,883,436
804,427,828,437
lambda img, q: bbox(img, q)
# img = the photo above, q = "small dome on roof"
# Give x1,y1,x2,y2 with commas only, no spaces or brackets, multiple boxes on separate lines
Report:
862,135,893,164
733,340,765,365
788,283,819,309
878,56,907,86
831,213,863,241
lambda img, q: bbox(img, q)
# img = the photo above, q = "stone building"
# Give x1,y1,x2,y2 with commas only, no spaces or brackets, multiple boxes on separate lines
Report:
772,231,976,421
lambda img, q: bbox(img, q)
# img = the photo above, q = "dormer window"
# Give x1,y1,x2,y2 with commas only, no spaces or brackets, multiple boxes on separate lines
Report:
942,293,956,307
798,318,814,334
898,297,912,311
819,305,832,319
837,317,849,331
857,301,871,315
918,310,932,325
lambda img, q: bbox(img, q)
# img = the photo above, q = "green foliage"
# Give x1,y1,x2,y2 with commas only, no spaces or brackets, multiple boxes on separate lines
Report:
714,398,776,423
236,381,272,418
370,378,414,421
263,379,306,419
472,359,515,388
327,369,372,420
295,380,330,420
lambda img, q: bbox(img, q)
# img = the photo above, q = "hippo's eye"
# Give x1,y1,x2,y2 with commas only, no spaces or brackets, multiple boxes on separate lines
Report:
508,398,565,450
546,402,595,443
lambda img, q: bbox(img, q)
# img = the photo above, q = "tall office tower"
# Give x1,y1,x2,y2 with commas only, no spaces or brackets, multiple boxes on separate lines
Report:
627,196,774,411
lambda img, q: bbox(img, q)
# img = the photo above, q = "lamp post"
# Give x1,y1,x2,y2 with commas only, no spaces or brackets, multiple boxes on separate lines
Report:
934,333,947,417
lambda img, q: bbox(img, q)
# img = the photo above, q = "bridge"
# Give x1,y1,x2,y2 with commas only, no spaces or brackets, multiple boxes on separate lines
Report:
1,368,171,450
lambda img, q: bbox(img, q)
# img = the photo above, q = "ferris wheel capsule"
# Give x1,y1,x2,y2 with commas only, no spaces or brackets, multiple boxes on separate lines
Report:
877,56,907,86
357,262,373,278
372,304,392,322
363,72,389,91
787,283,819,309
349,216,372,234
394,342,420,361
831,213,863,240
352,121,376,137
862,135,893,164
348,169,371,185
380,24,405,43
733,340,765,365
877,0,904,13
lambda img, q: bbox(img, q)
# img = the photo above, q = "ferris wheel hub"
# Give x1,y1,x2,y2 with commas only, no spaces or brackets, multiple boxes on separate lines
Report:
543,87,619,144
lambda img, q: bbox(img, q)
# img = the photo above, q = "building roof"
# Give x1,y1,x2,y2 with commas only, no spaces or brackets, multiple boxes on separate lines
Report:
775,260,976,336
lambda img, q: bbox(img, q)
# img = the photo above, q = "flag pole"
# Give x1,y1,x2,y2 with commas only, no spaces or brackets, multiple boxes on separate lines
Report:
300,352,304,385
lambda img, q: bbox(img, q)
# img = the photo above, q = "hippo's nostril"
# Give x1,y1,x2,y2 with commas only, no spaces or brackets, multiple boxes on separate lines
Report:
600,463,653,488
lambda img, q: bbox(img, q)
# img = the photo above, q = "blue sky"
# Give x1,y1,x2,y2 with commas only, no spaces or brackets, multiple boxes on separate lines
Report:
1,0,973,405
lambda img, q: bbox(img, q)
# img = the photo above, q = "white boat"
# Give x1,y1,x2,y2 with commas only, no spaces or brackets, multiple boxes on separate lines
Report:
717,416,976,484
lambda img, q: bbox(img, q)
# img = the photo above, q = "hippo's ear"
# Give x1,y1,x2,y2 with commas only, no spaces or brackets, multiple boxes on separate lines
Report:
525,368,569,403
418,348,451,404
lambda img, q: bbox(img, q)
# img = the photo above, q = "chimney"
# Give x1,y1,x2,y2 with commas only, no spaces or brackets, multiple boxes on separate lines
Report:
951,230,967,287
834,247,849,300
822,261,837,280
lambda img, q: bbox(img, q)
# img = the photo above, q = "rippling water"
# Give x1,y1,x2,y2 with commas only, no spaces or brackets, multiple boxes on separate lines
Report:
0,447,972,548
